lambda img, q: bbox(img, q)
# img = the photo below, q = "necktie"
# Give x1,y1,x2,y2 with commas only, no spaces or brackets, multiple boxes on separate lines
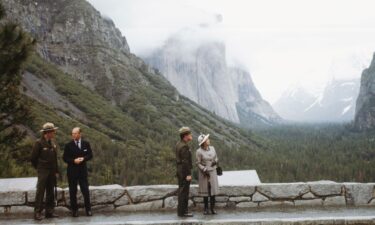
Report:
76,141,80,149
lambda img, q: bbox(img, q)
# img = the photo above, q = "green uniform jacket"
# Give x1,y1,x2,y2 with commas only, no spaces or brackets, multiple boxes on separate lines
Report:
175,141,192,179
31,137,59,173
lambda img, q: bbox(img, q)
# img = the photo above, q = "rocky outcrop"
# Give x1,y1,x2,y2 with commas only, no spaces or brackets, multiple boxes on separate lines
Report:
2,182,375,213
3,0,154,102
4,0,130,54
145,35,281,126
355,53,375,130
230,67,281,126
22,71,87,121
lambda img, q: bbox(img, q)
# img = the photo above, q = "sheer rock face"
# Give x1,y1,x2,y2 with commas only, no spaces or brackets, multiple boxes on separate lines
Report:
146,40,240,122
355,53,375,130
145,38,281,126
3,0,154,103
230,67,281,126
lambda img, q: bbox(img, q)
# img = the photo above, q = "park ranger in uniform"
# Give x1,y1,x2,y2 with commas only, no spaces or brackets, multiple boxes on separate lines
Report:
31,123,60,221
175,127,193,217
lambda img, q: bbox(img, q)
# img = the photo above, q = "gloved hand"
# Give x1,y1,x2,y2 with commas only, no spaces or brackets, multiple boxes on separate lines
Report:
211,161,217,167
203,167,210,176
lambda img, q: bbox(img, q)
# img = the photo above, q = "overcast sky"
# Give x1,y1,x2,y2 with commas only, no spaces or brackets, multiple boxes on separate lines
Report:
88,0,375,103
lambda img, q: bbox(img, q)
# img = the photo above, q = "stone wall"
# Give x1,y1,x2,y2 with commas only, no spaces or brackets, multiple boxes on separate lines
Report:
1,182,375,213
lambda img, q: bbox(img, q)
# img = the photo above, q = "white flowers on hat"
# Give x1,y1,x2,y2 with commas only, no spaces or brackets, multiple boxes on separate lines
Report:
198,133,210,146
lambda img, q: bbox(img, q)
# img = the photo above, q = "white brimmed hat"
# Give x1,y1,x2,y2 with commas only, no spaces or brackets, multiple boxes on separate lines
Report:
40,122,58,133
198,134,210,146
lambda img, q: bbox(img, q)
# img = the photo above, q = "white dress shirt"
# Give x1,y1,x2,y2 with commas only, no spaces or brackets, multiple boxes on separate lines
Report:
75,138,81,149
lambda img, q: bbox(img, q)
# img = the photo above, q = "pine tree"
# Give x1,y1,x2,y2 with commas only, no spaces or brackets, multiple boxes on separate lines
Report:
0,3,35,175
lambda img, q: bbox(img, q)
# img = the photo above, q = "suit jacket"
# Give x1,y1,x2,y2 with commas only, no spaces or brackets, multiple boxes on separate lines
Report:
63,139,93,177
175,140,192,179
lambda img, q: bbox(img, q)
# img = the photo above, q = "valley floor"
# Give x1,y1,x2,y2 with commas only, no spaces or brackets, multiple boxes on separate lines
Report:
249,123,375,183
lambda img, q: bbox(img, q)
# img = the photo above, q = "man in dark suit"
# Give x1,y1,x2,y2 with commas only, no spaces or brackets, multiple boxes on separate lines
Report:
63,127,93,217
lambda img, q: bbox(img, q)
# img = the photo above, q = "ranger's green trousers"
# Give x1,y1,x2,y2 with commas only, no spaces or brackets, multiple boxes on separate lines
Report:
34,169,55,214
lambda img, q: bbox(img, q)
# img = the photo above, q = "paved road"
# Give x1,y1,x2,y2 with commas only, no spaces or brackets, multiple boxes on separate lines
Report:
2,207,375,225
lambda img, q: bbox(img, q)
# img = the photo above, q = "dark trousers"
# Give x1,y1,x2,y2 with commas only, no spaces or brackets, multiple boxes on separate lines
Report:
34,169,55,214
68,173,91,211
177,176,190,216
203,196,216,209
204,181,216,210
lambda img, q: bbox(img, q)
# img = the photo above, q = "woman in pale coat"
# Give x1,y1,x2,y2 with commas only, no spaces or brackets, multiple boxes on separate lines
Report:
196,134,219,215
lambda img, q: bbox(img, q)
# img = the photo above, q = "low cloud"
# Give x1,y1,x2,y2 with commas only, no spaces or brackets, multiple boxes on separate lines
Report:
88,0,375,103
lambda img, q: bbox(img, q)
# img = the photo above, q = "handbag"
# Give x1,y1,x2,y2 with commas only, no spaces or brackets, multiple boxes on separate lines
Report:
216,165,223,176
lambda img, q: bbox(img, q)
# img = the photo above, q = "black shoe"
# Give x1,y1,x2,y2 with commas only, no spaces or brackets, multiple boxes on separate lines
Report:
182,212,194,217
72,210,79,217
45,213,59,218
210,197,216,215
86,210,92,217
34,212,43,221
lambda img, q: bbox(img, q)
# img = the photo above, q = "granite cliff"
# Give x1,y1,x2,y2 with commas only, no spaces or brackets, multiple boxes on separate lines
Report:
355,53,375,130
145,35,281,126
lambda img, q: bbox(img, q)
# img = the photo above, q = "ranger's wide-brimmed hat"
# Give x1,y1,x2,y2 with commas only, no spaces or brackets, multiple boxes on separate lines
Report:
40,122,58,133
179,126,191,136
198,133,210,146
